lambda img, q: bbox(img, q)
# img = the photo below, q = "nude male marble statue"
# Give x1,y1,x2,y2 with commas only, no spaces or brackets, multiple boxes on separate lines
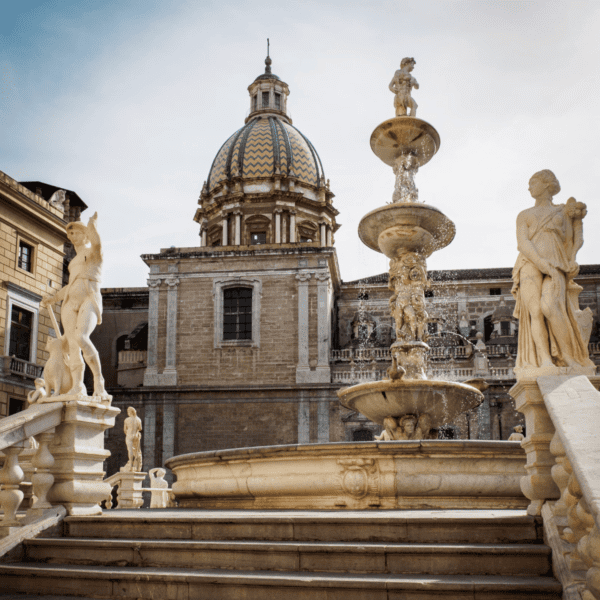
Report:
124,407,143,472
41,212,110,401
512,170,594,373
389,57,419,117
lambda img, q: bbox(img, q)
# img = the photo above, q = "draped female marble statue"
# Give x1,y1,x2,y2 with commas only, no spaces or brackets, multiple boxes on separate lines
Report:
512,170,594,374
41,212,111,401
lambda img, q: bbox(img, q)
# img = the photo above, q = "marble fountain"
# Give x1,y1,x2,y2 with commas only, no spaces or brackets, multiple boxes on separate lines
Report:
166,58,528,511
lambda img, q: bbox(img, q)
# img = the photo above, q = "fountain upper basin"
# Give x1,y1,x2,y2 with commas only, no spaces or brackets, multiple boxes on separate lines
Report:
358,203,455,258
337,378,483,429
370,117,440,166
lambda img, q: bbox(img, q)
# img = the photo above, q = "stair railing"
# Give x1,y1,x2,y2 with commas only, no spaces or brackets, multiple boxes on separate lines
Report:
516,375,600,600
0,403,63,535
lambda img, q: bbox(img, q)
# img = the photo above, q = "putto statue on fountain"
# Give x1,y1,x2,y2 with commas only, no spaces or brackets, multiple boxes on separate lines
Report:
389,57,419,117
512,169,594,378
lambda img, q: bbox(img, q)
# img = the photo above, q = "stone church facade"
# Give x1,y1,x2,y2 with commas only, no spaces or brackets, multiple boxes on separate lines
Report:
90,60,600,478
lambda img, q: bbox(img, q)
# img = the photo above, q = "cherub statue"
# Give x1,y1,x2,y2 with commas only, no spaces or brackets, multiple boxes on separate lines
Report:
392,153,419,203
27,378,47,404
375,416,402,440
124,407,142,472
148,468,169,508
389,57,419,117
415,413,434,439
508,425,524,442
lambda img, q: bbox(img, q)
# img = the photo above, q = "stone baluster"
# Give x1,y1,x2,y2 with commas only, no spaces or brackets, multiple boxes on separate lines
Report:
550,431,570,518
579,523,600,600
29,430,56,514
0,441,26,534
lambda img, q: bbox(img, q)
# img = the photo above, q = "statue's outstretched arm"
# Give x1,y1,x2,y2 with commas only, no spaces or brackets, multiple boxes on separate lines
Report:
86,212,102,254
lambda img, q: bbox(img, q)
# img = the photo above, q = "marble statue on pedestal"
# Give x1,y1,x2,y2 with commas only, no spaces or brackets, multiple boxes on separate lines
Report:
389,57,419,117
512,170,594,375
41,212,111,402
124,407,142,472
508,425,524,442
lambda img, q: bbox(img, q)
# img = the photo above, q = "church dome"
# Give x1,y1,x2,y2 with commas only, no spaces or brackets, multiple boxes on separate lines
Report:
206,116,325,193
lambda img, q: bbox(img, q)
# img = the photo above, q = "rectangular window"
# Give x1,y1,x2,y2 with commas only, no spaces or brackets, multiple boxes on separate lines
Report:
501,321,510,335
18,241,33,272
490,288,502,295
262,91,269,108
9,305,33,361
223,288,252,340
274,93,281,110
9,397,24,415
251,232,266,245
428,322,438,335
252,95,257,111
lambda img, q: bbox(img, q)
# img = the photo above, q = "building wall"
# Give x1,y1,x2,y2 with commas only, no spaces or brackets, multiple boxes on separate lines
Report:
0,171,70,416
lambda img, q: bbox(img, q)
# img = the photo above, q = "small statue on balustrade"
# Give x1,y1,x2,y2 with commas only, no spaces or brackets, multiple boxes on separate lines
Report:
508,425,524,442
124,407,143,472
148,468,169,508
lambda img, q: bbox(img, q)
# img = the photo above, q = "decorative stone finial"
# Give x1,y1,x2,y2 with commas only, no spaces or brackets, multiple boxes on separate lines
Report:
265,38,272,74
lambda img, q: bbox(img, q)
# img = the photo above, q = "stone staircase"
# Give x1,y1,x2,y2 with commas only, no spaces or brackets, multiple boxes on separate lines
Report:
0,509,562,599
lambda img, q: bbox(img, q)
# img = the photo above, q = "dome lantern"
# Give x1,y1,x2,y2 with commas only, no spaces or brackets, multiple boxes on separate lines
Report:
246,53,291,124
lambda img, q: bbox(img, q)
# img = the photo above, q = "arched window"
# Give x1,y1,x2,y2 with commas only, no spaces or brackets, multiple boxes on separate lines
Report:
223,287,252,340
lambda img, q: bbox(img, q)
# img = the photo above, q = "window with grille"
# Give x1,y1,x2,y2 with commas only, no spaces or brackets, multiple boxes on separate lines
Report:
18,241,33,272
251,232,266,245
274,93,281,110
262,92,269,108
223,288,252,340
9,305,33,361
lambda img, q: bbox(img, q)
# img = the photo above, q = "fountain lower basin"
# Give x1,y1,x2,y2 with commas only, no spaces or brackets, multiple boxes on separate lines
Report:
166,440,527,511
337,378,483,429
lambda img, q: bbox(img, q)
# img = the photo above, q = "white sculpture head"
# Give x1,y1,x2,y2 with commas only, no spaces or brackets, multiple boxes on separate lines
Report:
528,169,560,199
66,221,89,248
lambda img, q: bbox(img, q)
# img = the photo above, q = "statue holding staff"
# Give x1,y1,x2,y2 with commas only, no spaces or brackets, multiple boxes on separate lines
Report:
41,212,110,401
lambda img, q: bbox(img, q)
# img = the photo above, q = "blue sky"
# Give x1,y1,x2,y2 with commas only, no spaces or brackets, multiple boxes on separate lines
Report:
2,1,600,287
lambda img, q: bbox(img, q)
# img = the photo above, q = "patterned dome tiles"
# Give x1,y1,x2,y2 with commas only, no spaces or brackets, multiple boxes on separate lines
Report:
207,116,324,192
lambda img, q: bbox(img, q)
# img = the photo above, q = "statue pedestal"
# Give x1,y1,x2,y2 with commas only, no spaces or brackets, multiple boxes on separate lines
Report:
47,400,120,516
116,469,146,509
510,376,600,515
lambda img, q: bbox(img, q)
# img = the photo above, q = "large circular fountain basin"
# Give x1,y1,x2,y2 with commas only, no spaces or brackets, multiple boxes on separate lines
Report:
166,441,527,511
370,117,440,167
358,204,455,258
337,378,483,429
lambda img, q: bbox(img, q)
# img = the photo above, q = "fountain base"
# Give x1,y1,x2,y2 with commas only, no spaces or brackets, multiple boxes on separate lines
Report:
166,441,527,511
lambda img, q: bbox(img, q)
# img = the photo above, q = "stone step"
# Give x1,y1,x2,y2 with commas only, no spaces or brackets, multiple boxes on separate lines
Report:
0,563,563,600
64,509,542,544
24,537,552,577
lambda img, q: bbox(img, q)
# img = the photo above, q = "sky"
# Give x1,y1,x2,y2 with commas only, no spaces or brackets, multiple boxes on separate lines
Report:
2,0,599,288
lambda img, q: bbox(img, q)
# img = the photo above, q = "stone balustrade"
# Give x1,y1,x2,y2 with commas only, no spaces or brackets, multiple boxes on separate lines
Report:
513,375,600,599
0,400,119,544
0,356,44,381
118,350,148,364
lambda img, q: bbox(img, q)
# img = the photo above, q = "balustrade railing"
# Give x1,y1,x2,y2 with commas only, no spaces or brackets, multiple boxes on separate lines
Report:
1,356,44,380
513,375,600,600
118,350,147,364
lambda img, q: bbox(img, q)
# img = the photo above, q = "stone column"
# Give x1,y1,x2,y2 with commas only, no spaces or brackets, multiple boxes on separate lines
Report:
162,277,180,386
201,227,207,247
327,227,333,247
295,273,312,383
320,222,327,246
222,215,228,246
143,403,156,471
274,209,282,243
162,400,176,483
289,211,296,243
234,211,241,246
143,278,162,387
510,379,560,515
317,399,330,443
316,273,331,382
48,400,120,516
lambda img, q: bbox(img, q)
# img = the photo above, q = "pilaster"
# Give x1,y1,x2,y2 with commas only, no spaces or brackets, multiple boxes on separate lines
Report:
143,278,162,387
295,272,312,383
162,276,180,386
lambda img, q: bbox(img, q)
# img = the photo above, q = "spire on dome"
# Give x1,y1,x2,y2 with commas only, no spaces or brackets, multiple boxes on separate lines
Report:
265,38,272,74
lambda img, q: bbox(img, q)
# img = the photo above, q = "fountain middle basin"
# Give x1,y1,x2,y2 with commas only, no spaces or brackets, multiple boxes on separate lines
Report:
337,378,483,429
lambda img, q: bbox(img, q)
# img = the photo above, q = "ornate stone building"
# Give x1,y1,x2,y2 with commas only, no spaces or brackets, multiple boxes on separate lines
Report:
0,171,86,416
91,60,600,477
